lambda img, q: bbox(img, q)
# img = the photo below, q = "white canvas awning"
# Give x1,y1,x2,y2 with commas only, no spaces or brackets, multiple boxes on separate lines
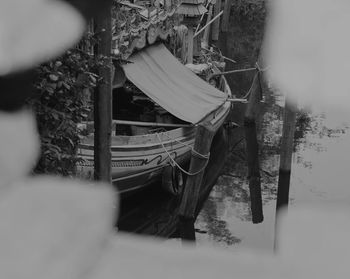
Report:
122,44,228,124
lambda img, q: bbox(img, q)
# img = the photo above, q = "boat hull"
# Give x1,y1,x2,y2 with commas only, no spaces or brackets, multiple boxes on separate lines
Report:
77,76,232,195
77,127,194,194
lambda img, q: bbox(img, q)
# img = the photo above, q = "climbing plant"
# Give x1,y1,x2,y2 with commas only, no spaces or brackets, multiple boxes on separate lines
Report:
28,48,100,176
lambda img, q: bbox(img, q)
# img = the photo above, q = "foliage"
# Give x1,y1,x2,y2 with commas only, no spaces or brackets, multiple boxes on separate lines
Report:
219,0,266,96
28,49,99,176
231,0,266,22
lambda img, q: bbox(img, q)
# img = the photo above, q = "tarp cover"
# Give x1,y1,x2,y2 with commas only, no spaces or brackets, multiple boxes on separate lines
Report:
122,44,228,124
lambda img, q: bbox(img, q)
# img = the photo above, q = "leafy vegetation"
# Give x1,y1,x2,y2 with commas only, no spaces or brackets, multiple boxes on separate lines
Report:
231,0,266,22
218,0,266,96
27,49,99,176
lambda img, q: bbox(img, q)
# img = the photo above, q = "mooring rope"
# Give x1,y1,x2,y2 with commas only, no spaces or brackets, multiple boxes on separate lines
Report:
156,133,209,176
229,63,268,101
162,132,210,160
255,62,270,72
241,76,256,100
212,62,269,78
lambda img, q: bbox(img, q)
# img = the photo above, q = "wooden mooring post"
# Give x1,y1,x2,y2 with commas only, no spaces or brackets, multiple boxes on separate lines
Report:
276,97,297,212
94,0,113,183
201,3,213,49
211,0,221,41
274,96,297,251
178,122,216,241
244,72,264,224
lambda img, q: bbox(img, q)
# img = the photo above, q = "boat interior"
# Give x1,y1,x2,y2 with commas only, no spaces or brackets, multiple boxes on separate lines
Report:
80,61,229,143
112,80,191,136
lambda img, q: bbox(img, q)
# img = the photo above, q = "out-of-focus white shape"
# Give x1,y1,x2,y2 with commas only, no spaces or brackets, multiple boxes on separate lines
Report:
278,204,350,278
264,0,350,110
0,110,39,187
0,177,116,279
0,171,350,278
89,232,278,279
0,0,85,75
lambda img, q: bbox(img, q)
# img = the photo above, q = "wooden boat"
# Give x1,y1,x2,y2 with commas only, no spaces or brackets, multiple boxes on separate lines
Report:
77,45,232,196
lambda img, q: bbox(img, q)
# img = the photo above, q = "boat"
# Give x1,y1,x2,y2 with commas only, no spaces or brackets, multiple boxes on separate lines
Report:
76,43,231,196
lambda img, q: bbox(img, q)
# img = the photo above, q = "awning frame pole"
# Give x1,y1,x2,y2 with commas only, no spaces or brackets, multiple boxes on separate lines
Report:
195,1,211,34
227,98,248,103
194,10,223,38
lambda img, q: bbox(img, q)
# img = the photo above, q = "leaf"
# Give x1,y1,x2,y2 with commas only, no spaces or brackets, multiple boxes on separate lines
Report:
55,61,63,68
49,74,59,81
63,82,71,90
46,87,54,94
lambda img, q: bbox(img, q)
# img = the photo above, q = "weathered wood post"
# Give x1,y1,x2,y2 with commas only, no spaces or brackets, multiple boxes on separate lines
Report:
187,27,194,63
211,0,221,41
202,2,213,49
276,97,297,212
179,122,216,241
94,0,113,183
244,71,264,224
274,96,297,251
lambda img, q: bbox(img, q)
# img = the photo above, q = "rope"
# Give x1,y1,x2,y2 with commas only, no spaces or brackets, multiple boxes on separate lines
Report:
241,77,256,99
233,65,266,101
213,62,269,77
156,133,209,176
162,132,210,160
255,62,270,72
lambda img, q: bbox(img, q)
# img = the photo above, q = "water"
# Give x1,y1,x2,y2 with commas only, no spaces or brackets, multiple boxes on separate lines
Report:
290,110,350,204
195,93,350,252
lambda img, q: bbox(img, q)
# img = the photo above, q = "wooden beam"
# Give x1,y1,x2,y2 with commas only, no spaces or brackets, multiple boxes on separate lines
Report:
244,72,264,224
276,97,297,212
94,0,113,183
274,96,297,251
200,3,213,48
211,0,221,41
178,122,216,241
187,26,194,64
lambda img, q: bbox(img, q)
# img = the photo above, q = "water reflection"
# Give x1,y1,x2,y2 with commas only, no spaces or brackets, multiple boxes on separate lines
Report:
196,90,350,251
291,109,350,204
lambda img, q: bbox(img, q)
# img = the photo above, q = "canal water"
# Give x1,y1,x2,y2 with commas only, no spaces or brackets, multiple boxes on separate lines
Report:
195,90,350,252
119,3,350,251
192,3,350,251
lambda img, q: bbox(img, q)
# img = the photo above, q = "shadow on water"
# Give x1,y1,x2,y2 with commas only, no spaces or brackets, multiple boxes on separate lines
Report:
195,85,350,250
117,127,229,238
195,94,282,249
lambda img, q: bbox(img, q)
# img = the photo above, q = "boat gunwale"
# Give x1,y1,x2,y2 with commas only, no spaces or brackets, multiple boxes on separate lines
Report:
79,100,230,150
79,136,195,154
